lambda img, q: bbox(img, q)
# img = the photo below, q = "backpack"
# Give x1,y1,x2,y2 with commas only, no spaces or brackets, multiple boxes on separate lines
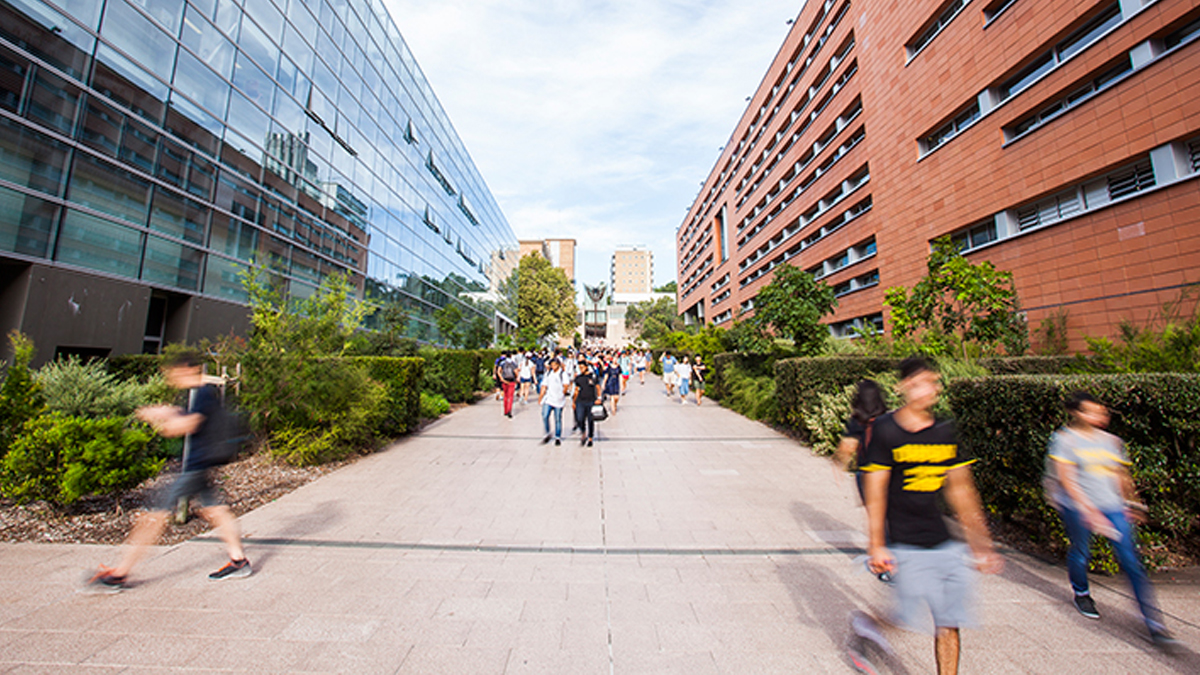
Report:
202,403,252,467
500,359,518,381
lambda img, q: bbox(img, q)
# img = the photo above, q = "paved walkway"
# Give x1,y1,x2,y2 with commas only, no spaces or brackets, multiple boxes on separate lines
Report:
1,376,1198,674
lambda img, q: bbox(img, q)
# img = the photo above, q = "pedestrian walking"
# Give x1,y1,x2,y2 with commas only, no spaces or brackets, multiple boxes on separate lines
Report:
496,351,518,418
691,357,708,405
661,352,677,397
539,358,569,446
675,357,692,404
635,350,647,385
518,357,535,404
602,357,622,415
1043,391,1175,647
573,360,599,447
86,352,250,592
835,379,889,502
858,357,1002,675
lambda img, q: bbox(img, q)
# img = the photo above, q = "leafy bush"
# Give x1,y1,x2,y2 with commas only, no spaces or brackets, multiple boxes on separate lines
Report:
39,356,175,418
803,373,899,457
1085,293,1199,373
350,356,423,437
0,331,43,457
420,348,480,403
420,391,450,419
948,374,1200,563
105,354,163,383
720,361,777,423
1,414,162,505
775,357,898,435
978,356,1101,375
708,353,776,401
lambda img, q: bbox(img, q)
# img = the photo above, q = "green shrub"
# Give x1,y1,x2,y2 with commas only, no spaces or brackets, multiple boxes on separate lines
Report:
39,356,175,418
419,348,480,403
775,357,898,435
476,349,502,390
978,356,1102,375
420,391,450,419
0,331,43,457
708,352,776,401
803,373,900,457
1,414,162,505
720,361,777,423
948,374,1200,563
105,354,163,383
350,356,423,437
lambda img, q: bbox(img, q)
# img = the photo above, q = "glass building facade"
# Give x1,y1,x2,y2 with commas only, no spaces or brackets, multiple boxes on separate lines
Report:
0,0,518,360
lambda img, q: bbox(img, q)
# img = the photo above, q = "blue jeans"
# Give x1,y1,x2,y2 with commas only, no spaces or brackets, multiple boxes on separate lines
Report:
1057,504,1162,630
541,404,563,439
678,377,690,397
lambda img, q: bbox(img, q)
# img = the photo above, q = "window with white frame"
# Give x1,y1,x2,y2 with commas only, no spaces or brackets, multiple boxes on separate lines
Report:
907,0,971,59
999,3,1121,100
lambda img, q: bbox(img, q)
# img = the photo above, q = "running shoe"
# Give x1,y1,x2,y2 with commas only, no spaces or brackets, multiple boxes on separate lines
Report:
1150,626,1178,651
83,566,126,594
208,558,252,580
1073,593,1099,619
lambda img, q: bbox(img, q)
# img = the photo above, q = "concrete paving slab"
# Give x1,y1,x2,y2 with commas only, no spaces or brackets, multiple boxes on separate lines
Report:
0,374,1198,673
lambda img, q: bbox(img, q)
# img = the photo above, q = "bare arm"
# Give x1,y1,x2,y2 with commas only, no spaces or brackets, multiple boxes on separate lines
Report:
863,469,893,573
1054,459,1108,529
944,466,1003,574
835,437,860,471
136,405,203,438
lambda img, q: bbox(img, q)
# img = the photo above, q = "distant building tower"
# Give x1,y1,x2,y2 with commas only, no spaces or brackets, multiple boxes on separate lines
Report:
518,239,576,286
611,246,653,303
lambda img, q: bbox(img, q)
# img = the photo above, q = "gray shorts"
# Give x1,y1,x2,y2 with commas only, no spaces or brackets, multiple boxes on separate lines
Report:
890,540,977,633
155,469,222,511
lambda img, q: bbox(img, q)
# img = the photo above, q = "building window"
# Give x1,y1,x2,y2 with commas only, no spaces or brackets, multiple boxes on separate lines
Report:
984,0,1022,24
907,0,970,59
1106,160,1155,200
1005,56,1133,141
999,3,1121,100
951,220,998,252
920,101,981,155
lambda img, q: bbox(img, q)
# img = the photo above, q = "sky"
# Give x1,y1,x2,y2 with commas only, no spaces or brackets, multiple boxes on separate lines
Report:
382,0,804,292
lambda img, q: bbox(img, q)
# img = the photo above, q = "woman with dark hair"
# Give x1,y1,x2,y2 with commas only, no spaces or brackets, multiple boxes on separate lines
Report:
835,379,889,501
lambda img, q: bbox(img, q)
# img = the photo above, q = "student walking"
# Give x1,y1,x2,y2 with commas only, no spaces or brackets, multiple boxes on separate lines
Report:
859,357,1002,675
675,357,692,404
602,357,622,415
1043,391,1175,647
496,352,518,418
661,353,678,397
635,351,647,385
86,352,250,592
835,380,889,502
539,359,569,446
573,361,599,447
691,357,707,405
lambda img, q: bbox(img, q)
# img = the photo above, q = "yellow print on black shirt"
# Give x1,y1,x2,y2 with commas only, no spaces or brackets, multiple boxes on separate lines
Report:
893,444,962,492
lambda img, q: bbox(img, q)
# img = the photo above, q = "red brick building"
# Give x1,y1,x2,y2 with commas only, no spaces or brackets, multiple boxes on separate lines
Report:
675,0,1200,349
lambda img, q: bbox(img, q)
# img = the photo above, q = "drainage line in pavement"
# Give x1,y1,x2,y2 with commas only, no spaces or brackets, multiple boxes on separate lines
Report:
201,536,866,557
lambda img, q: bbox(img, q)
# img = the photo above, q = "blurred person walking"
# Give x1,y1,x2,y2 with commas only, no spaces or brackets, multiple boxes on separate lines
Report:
675,357,692,404
602,356,622,415
691,356,707,405
496,352,518,418
573,360,599,447
635,350,647,385
518,356,535,405
86,352,249,592
858,357,1002,675
835,380,890,503
661,352,678,397
1043,391,1175,647
539,358,569,446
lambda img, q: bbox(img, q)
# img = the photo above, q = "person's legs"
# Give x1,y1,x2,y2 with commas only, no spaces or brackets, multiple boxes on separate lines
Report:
583,408,595,442
610,393,619,413
198,504,246,562
111,509,170,577
541,403,553,438
503,382,516,416
551,406,563,440
575,404,587,437
934,627,960,675
1058,505,1093,596
1103,509,1164,631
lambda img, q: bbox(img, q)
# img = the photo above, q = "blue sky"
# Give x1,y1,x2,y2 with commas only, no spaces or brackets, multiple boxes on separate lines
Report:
383,0,802,291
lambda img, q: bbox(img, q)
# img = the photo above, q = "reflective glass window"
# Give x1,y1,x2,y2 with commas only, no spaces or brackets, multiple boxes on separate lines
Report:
166,93,224,149
242,0,284,42
99,1,177,84
156,138,218,200
143,233,203,290
0,1,94,79
126,0,186,35
56,209,145,278
212,0,242,38
203,253,248,301
208,214,259,260
25,67,81,136
119,118,158,175
149,187,208,243
181,6,237,78
94,45,170,119
78,95,122,157
290,0,318,44
67,153,152,226
0,45,27,114
0,116,69,196
173,49,231,119
0,184,58,257
225,89,271,150
232,54,274,111
236,14,276,75
290,247,321,283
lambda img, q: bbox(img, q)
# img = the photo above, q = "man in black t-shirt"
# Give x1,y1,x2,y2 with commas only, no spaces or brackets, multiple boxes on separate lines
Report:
572,360,599,447
86,352,250,592
859,357,1001,675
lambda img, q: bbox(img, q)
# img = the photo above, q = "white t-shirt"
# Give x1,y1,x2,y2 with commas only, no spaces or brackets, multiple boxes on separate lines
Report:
676,363,692,380
540,370,569,408
519,361,534,379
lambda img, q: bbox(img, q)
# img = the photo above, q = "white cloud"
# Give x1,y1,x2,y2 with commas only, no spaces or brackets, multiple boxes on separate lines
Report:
384,0,801,290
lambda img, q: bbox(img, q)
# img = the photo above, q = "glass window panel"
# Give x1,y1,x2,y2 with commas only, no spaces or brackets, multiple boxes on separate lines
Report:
291,1,318,44
143,233,203,290
0,116,69,196
100,0,177,83
0,184,58,257
78,95,122,157
290,247,321,283
236,14,276,74
115,118,158,175
67,153,151,226
211,0,241,38
226,89,271,147
149,187,208,243
275,54,298,100
1001,52,1053,99
56,209,145,278
208,213,259,260
242,0,284,42
203,254,249,301
214,171,261,226
232,54,274,111
126,0,186,34
0,1,95,79
180,6,236,78
94,45,170,118
0,45,28,114
166,92,224,148
1058,5,1122,62
25,68,81,135
172,49,231,119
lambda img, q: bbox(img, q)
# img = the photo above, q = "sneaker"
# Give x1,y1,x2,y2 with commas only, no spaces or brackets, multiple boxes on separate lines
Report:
209,558,252,580
83,566,126,594
541,434,550,445
1073,593,1099,619
554,439,561,446
586,439,593,447
1150,627,1179,651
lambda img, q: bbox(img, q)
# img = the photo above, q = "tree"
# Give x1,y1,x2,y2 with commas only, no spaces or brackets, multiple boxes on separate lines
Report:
464,315,494,350
0,331,44,457
653,281,678,294
434,303,464,348
884,235,1027,358
516,253,578,341
752,264,837,356
625,296,681,345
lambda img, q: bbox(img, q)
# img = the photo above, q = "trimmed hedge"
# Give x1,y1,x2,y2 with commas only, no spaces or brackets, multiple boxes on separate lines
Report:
977,356,1102,375
421,350,481,403
708,352,775,400
949,374,1200,558
775,357,898,434
350,357,423,437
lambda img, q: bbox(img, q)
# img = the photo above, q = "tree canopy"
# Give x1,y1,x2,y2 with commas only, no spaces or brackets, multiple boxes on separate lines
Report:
516,253,579,341
653,281,678,294
625,296,682,345
751,264,837,356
